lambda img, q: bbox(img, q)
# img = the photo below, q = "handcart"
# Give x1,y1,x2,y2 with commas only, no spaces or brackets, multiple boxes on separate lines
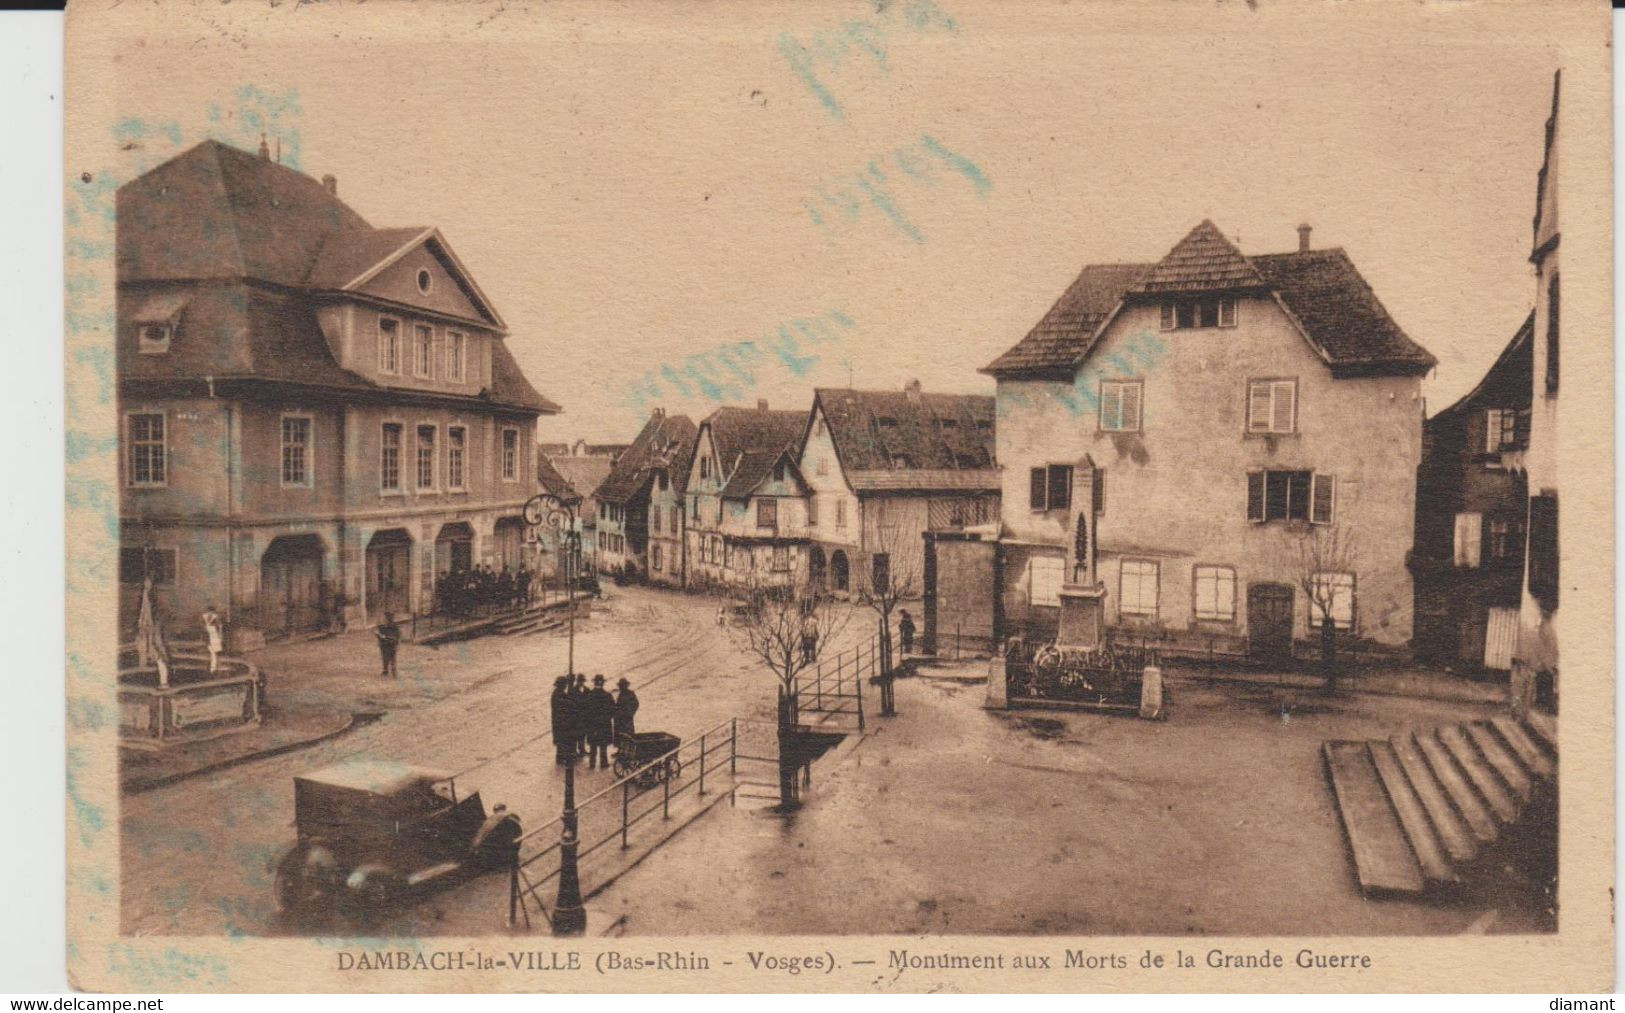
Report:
612,731,682,788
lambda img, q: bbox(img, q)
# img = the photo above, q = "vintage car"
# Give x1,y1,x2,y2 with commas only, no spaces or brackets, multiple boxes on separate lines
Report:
272,760,521,915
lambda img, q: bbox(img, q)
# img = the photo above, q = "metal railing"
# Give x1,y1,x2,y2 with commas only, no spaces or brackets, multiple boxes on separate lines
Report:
791,630,899,731
410,577,586,640
507,716,774,930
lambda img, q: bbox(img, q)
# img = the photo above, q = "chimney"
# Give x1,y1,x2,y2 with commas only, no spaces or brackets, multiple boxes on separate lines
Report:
904,378,922,403
1297,223,1312,252
322,174,337,195
258,133,270,160
757,398,768,412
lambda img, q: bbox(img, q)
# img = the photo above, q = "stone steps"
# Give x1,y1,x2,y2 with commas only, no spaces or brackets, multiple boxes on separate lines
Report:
1323,713,1557,897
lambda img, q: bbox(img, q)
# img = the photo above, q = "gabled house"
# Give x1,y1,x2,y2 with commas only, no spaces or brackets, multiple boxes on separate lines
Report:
534,450,587,580
591,409,697,580
981,220,1436,660
1412,314,1532,670
116,139,558,646
799,381,998,596
683,402,812,591
546,451,612,572
1512,71,1564,716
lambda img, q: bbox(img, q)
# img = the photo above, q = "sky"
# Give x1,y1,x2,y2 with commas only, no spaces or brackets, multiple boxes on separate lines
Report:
98,1,1561,443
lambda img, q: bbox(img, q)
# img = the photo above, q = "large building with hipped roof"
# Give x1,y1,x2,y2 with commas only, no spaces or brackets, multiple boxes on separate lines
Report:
982,219,1435,657
116,138,558,646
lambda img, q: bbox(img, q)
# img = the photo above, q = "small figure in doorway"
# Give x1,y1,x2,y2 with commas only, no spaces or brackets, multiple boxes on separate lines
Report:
898,609,916,656
716,603,728,627
201,604,224,673
800,610,819,664
374,611,401,679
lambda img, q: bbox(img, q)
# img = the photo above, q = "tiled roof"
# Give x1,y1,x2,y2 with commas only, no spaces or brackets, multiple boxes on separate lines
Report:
1130,219,1266,295
305,227,430,289
846,468,1000,492
535,451,580,501
980,263,1151,376
815,387,996,477
705,406,808,475
594,412,699,505
984,222,1435,378
1431,311,1534,422
720,448,804,500
116,140,557,413
550,456,613,521
1250,249,1436,374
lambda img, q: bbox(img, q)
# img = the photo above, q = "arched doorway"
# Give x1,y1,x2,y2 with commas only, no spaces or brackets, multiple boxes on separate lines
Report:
366,529,413,624
808,545,827,590
260,534,325,638
435,522,475,578
830,549,850,593
494,516,528,573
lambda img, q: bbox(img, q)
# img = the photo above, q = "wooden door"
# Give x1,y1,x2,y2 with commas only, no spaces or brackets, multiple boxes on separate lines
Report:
1247,583,1295,666
367,537,412,622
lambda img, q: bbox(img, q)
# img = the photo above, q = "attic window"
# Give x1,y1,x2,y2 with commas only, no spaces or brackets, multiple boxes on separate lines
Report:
138,324,171,355
416,268,433,295
1161,296,1236,330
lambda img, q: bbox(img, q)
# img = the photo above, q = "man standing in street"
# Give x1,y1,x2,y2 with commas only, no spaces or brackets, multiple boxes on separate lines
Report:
570,673,590,757
201,605,224,673
613,677,639,741
550,676,573,766
375,611,401,679
585,675,615,770
898,609,916,657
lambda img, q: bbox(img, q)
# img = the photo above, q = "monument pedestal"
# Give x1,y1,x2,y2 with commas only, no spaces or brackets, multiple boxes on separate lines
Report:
1056,582,1106,651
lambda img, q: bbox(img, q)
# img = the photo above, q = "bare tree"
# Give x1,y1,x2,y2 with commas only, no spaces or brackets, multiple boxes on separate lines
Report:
729,578,847,808
1289,523,1359,692
855,520,920,716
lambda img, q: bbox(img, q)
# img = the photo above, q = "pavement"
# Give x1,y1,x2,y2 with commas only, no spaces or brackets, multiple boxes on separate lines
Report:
595,659,1545,938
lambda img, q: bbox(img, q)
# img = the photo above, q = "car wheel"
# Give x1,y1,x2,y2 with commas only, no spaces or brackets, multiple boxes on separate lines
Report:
272,847,318,915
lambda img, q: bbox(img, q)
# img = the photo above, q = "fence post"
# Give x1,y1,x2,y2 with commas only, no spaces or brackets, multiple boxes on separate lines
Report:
730,717,737,776
816,659,824,711
857,645,867,732
699,733,707,796
621,779,630,849
508,848,519,928
662,762,671,820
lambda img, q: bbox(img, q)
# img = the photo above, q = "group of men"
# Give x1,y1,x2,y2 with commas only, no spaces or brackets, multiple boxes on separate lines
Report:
435,564,534,617
550,673,640,769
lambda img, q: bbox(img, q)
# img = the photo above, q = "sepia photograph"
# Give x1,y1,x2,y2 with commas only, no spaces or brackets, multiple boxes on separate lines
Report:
56,0,1612,994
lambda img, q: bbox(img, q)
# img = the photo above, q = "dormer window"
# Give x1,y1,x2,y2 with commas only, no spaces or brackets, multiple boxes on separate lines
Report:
1161,296,1237,330
138,324,171,355
416,268,433,295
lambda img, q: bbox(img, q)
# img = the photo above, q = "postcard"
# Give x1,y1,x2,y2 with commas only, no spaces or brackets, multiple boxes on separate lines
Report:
64,0,1613,993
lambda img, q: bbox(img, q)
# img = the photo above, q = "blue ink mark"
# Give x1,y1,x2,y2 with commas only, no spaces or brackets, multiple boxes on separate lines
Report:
769,325,817,376
66,747,105,846
920,135,990,196
854,173,922,243
905,0,958,31
779,34,845,120
659,363,694,399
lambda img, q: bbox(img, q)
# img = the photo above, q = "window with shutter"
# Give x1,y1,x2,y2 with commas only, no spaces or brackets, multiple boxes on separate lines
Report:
1119,560,1159,616
1193,565,1236,621
1545,274,1559,395
1527,493,1558,609
1099,380,1143,432
1247,379,1297,434
1047,464,1072,510
1453,512,1483,568
1092,469,1105,517
1247,472,1265,522
1030,467,1046,511
1310,473,1335,524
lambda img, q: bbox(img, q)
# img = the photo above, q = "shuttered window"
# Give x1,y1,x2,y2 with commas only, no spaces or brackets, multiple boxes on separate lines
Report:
1248,469,1328,523
1029,556,1063,607
1247,379,1297,434
1193,565,1236,621
1119,560,1159,616
1527,493,1558,609
1029,465,1074,511
1453,512,1483,568
1099,380,1143,432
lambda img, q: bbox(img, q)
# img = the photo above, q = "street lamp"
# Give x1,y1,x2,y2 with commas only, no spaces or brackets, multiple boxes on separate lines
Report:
522,492,587,936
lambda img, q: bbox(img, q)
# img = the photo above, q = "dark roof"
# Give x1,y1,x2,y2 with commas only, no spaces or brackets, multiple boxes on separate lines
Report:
980,263,1151,377
814,387,995,478
305,227,430,289
983,223,1435,378
550,456,613,522
118,139,370,287
1432,312,1535,422
535,450,580,501
720,448,806,500
1532,70,1561,256
594,412,699,505
117,140,557,414
1250,250,1437,375
705,406,809,475
1129,220,1266,296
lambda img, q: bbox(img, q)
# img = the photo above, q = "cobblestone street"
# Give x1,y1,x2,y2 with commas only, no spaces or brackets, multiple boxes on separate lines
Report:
118,585,879,937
